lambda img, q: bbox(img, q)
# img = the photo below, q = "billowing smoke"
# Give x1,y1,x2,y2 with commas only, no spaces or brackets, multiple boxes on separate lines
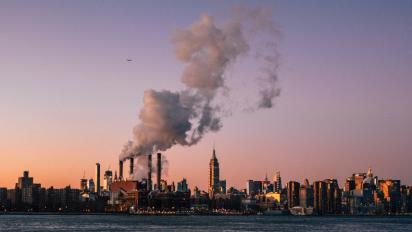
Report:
120,7,280,164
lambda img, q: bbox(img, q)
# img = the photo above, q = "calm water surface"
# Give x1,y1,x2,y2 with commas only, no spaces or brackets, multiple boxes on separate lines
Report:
0,215,412,231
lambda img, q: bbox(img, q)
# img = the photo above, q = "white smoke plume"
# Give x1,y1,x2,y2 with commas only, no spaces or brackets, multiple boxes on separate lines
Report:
120,7,280,162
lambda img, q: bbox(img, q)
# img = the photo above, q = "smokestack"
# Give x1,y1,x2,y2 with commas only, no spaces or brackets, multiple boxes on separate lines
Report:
129,157,134,175
148,154,152,191
95,163,101,196
157,153,162,191
119,160,123,180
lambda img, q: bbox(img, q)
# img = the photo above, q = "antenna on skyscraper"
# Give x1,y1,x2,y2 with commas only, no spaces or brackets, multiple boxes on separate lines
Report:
212,141,216,158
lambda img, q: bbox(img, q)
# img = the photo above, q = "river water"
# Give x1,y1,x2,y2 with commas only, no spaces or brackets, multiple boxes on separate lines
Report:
0,214,411,231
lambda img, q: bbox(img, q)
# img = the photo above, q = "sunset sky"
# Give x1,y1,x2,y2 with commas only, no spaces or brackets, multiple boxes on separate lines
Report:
1,0,411,191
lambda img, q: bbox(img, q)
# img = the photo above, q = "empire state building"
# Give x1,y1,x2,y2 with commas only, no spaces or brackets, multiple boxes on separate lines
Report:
208,148,220,198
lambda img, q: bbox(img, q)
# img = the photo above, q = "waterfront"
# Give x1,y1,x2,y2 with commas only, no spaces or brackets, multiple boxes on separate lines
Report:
0,215,412,231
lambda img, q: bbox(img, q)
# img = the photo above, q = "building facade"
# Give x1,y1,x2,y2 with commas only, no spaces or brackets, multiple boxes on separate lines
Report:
287,181,300,208
208,148,220,198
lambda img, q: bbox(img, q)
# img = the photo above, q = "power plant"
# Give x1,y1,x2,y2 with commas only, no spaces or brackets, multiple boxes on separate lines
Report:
116,153,161,189
113,153,163,189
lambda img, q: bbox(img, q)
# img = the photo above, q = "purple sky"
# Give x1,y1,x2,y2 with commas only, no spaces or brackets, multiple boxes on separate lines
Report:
0,0,411,190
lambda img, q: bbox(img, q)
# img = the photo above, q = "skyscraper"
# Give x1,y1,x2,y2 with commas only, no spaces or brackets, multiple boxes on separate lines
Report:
80,177,88,191
344,177,355,192
17,171,33,189
219,180,227,194
313,181,327,215
379,179,401,214
274,171,282,193
17,171,35,205
208,148,220,198
352,173,367,190
287,181,300,208
88,178,95,193
246,180,264,195
299,179,314,208
407,186,412,213
103,169,113,191
177,178,188,192
324,179,341,214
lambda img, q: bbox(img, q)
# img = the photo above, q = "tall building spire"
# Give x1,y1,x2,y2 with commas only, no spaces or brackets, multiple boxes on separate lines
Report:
367,166,373,178
209,146,220,198
212,142,216,159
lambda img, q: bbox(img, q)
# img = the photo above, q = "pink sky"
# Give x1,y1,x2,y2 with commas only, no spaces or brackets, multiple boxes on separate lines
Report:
1,1,411,190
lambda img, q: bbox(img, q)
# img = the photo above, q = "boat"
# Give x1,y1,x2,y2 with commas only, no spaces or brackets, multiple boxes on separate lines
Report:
263,209,284,216
289,206,314,216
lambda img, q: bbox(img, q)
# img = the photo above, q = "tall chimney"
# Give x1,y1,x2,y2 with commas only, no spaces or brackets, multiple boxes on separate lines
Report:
148,153,152,191
95,162,101,196
129,157,134,176
157,153,162,191
119,160,123,180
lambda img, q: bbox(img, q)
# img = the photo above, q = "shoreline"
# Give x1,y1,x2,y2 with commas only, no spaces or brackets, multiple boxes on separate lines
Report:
1,212,411,217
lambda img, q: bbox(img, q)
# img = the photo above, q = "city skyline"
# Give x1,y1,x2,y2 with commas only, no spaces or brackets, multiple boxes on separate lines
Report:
1,147,409,192
1,151,410,216
1,0,412,191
